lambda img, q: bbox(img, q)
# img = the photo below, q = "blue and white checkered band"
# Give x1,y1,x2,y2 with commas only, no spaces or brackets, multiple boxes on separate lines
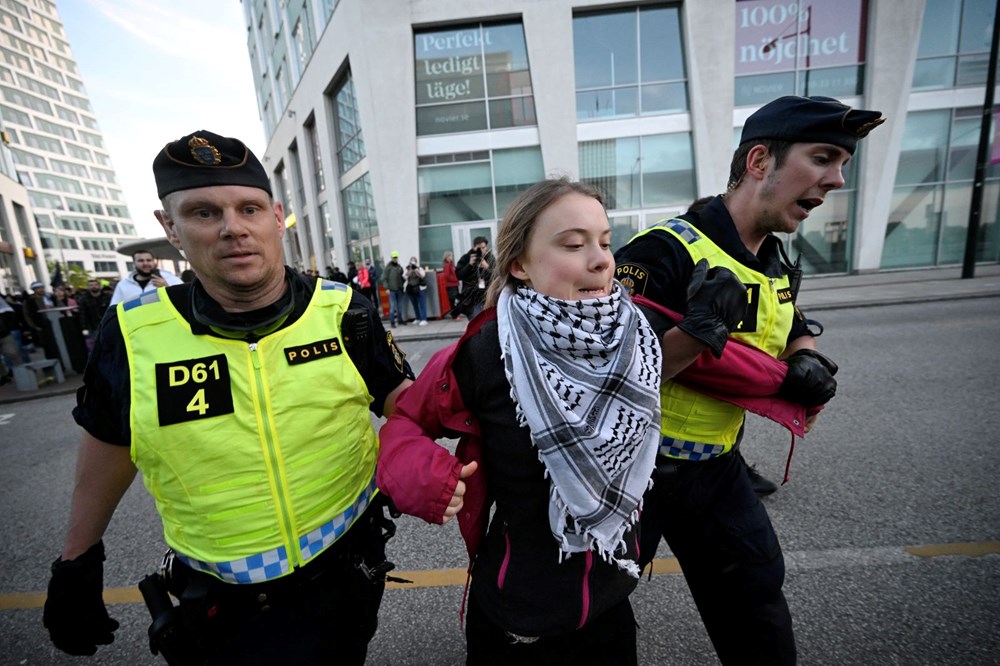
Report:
665,219,701,245
659,436,727,461
121,291,162,311
176,476,378,584
320,279,347,291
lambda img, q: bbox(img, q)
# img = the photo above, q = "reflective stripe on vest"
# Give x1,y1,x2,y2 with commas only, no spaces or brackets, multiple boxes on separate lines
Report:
120,279,379,580
176,475,377,583
632,219,795,457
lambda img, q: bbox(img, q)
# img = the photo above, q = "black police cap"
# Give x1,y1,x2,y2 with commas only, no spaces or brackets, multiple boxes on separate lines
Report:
740,96,885,155
152,130,271,199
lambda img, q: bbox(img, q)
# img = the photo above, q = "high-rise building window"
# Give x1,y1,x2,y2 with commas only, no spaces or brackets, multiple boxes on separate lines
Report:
331,72,366,173
913,0,997,90
415,22,535,136
342,172,379,262
579,133,695,249
733,0,868,106
885,108,1000,268
574,6,688,121
417,146,543,266
306,119,325,193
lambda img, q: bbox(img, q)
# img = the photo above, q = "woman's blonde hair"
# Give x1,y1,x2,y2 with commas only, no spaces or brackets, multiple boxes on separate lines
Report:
442,251,454,264
485,178,604,308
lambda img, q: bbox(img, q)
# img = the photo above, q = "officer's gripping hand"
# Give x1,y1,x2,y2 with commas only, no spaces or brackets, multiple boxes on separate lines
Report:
676,259,747,358
43,540,119,656
779,348,838,407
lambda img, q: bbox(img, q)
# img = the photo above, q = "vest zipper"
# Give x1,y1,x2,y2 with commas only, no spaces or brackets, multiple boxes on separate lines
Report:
760,277,778,352
248,341,299,569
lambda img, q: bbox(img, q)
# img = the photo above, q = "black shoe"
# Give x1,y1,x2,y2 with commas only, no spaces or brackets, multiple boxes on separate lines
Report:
739,452,778,496
0,372,11,386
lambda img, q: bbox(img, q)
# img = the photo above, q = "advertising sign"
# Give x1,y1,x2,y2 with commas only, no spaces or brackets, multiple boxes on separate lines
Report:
735,0,866,75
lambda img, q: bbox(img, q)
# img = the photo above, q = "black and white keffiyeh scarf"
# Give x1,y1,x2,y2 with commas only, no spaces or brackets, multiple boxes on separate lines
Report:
497,282,662,576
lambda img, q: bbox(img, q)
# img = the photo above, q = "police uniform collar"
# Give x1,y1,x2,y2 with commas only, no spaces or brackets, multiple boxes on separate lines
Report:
690,196,788,278
189,267,305,338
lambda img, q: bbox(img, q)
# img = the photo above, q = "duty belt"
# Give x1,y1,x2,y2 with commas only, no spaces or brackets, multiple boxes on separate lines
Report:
176,476,377,584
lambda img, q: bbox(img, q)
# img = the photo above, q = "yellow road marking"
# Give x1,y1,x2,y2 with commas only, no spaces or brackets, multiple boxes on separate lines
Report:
904,541,1000,558
3,541,998,611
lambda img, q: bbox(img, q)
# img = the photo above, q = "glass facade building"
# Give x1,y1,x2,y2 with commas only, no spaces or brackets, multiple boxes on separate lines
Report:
0,0,138,287
242,0,998,282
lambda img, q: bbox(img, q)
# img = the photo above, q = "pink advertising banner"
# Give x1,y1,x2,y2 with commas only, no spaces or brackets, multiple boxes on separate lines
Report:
735,0,866,76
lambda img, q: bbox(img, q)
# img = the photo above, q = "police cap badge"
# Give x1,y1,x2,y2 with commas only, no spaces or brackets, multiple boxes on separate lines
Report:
152,130,271,199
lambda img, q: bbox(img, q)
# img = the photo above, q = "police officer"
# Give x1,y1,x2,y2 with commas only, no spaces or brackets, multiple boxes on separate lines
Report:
43,130,414,664
615,96,883,665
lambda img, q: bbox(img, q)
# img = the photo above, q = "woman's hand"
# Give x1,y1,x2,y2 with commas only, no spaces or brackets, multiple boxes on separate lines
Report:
442,462,478,524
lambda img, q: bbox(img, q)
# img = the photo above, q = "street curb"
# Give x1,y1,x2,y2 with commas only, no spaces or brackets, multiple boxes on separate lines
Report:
801,290,1000,312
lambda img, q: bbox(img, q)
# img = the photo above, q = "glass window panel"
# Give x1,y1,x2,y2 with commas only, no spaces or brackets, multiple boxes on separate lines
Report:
640,82,687,115
641,134,695,207
804,65,863,98
416,101,488,135
895,110,950,185
948,113,980,181
883,184,943,268
959,0,996,53
493,146,544,218
955,53,989,86
917,0,961,57
734,72,796,106
484,23,531,97
976,180,1000,261
938,181,973,264
415,61,486,105
418,225,457,267
576,87,638,121
609,215,639,254
912,56,956,90
639,7,685,82
789,190,853,273
573,11,638,89
418,162,494,225
579,137,641,210
488,96,536,129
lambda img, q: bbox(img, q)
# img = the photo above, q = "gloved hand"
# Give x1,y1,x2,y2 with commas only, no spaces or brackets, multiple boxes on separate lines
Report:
43,540,119,656
676,259,747,358
779,348,838,407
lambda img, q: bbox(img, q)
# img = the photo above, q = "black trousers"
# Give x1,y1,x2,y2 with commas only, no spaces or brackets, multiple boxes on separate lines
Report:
165,504,390,666
639,451,796,665
465,593,637,666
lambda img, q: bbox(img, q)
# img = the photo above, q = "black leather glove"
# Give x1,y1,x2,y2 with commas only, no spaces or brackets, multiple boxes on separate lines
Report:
779,348,839,407
43,541,119,656
676,259,747,358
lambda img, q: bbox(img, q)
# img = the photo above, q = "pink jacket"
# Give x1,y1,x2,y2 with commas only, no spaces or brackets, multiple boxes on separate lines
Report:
377,311,494,563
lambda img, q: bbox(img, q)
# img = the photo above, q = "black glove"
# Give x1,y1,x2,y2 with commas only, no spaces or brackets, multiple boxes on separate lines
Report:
43,541,119,656
779,348,839,407
676,259,747,358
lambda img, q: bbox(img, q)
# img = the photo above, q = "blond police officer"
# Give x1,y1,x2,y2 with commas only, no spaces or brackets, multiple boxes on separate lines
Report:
43,130,413,664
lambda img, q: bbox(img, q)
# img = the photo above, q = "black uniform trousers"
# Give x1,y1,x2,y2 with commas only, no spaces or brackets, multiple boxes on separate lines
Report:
465,593,638,666
639,450,796,665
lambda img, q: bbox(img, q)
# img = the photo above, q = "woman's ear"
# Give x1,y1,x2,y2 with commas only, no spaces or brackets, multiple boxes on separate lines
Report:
510,257,529,282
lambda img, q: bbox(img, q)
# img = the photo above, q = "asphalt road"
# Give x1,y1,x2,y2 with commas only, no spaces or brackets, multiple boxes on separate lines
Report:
1,297,998,665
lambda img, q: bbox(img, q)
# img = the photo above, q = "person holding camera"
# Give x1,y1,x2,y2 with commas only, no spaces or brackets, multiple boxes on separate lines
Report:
456,236,493,318
109,249,182,306
404,256,428,325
